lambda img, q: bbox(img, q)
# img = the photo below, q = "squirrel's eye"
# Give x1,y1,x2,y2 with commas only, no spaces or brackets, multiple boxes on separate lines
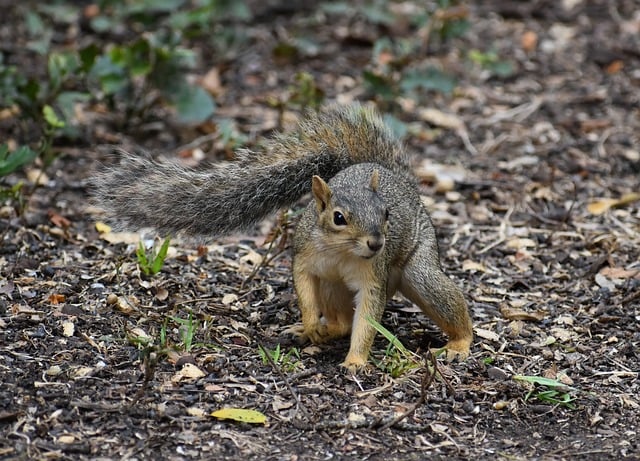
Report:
333,211,347,226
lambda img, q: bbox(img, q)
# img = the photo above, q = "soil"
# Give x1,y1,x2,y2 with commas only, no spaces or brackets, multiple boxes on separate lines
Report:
1,1,639,460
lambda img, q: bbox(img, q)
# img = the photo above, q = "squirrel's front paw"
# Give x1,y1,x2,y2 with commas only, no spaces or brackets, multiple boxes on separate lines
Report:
284,323,309,343
340,352,369,372
438,338,471,361
284,322,330,344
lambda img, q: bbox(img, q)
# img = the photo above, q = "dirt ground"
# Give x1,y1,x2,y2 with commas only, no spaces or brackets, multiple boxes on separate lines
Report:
1,1,639,460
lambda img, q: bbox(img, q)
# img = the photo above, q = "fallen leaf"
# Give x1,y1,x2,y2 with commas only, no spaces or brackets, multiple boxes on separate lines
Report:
26,168,49,185
48,211,71,229
70,366,94,378
62,321,75,337
506,238,537,250
600,267,640,280
474,327,500,342
587,193,640,215
605,60,623,74
211,408,267,424
418,108,464,131
205,384,225,393
48,293,66,304
46,365,63,376
187,407,207,417
200,66,224,96
222,293,239,305
240,249,263,267
500,306,545,321
462,259,487,273
521,30,538,52
155,288,169,301
272,397,294,412
594,273,616,291
175,363,206,381
101,231,141,245
95,221,112,234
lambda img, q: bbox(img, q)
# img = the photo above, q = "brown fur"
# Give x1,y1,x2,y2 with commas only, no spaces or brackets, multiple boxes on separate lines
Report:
93,104,473,370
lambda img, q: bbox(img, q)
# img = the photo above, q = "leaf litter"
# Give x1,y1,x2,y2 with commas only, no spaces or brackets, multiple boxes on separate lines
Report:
1,1,639,460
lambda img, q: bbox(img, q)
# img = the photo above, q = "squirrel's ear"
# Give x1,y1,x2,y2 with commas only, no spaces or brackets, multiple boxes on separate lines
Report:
370,169,380,192
311,175,332,212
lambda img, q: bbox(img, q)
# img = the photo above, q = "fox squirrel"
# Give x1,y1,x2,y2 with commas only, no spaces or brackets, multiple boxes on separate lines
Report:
94,104,473,370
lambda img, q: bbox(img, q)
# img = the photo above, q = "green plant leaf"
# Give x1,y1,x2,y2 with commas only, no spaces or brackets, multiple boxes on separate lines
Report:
366,315,409,354
400,67,456,94
172,85,215,124
43,105,65,128
362,70,395,100
48,52,80,91
0,144,38,176
513,375,577,391
79,44,100,73
151,236,171,275
136,241,150,275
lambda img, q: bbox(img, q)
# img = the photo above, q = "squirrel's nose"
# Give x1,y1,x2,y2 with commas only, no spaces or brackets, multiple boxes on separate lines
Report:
367,239,384,252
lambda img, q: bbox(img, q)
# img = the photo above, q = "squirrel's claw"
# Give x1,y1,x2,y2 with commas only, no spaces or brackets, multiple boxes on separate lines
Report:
436,339,471,362
340,354,368,372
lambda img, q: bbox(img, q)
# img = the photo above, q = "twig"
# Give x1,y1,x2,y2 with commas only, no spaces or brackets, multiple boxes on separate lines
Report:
379,350,438,431
258,342,311,421
176,132,218,154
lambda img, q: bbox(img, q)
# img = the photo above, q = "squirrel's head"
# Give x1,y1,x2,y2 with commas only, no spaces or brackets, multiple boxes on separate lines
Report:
311,169,388,259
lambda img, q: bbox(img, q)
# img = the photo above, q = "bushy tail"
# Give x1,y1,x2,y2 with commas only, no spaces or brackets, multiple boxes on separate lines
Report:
92,104,411,236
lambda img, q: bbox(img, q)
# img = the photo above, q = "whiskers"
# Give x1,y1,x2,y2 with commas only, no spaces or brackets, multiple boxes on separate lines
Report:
316,238,378,259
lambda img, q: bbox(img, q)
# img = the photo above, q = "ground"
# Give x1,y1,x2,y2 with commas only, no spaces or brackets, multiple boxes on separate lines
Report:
1,1,639,460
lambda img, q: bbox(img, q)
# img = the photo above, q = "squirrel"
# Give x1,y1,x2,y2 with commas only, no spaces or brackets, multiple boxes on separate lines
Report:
93,104,473,370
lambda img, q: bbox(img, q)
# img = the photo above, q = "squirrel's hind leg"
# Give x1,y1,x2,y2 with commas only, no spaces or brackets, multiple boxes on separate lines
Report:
398,252,473,360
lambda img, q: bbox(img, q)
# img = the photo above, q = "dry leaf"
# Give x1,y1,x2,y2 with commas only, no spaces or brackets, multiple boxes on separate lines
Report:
62,320,75,337
222,293,239,305
46,365,63,376
95,221,112,234
506,238,536,250
474,327,500,342
272,397,294,412
200,67,224,96
600,267,640,280
187,407,207,417
240,249,263,267
587,193,640,215
418,108,464,131
129,327,150,341
205,384,225,393
594,273,616,291
48,211,71,229
101,231,141,245
26,168,49,185
174,363,206,381
500,306,545,321
70,366,94,378
155,288,169,301
462,259,487,273
605,60,623,74
521,30,538,52
49,293,66,304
